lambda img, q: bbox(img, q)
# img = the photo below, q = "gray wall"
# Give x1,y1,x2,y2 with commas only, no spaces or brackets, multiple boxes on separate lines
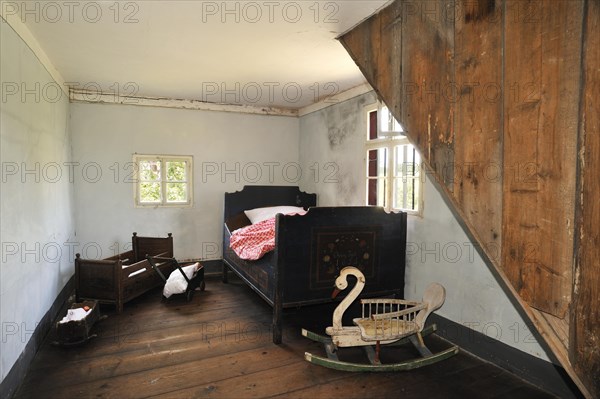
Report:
298,91,549,361
299,92,377,205
1,19,74,382
70,102,299,261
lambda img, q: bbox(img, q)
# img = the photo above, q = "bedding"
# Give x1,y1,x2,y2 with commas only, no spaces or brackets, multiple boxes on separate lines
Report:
230,217,276,260
244,205,305,224
231,209,307,260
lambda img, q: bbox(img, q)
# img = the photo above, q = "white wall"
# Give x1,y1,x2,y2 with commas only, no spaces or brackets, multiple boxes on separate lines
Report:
0,19,74,382
298,91,549,361
70,102,299,261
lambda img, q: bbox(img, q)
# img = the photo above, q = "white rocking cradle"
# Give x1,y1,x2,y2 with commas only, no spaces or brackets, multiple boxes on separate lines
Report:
302,266,459,371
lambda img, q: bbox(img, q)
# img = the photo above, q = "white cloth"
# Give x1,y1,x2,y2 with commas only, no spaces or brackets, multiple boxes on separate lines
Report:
59,307,91,324
163,262,199,298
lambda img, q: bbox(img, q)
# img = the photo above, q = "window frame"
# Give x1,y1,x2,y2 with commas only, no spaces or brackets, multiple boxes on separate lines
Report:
133,154,193,208
365,103,424,216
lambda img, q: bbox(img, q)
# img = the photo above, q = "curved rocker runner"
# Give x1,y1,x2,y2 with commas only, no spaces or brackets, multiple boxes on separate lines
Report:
302,266,459,371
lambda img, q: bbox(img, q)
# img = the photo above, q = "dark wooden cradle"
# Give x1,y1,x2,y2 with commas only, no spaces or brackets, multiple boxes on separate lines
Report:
75,232,176,313
222,186,407,343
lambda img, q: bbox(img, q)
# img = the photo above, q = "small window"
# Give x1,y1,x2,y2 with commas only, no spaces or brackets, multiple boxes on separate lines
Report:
133,154,193,207
365,104,423,215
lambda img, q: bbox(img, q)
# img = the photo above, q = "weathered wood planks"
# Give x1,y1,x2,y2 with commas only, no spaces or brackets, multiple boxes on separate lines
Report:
340,0,455,189
400,0,455,188
502,0,581,319
339,0,597,396
454,0,503,261
571,0,600,397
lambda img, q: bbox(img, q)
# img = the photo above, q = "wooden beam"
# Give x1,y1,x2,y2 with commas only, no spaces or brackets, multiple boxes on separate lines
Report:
298,83,373,117
73,84,377,118
0,7,68,95
69,89,299,117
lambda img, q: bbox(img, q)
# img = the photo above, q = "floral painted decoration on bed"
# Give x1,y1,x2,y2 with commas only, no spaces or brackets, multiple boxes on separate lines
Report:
230,210,306,260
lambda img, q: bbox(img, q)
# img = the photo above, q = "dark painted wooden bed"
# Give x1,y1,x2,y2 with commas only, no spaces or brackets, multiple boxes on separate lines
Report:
222,185,407,343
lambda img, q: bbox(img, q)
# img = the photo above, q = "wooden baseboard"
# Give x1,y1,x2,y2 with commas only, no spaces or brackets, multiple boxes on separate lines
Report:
429,314,583,399
0,276,75,399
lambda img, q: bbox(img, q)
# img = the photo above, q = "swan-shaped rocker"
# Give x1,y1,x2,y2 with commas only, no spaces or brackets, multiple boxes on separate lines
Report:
302,266,458,371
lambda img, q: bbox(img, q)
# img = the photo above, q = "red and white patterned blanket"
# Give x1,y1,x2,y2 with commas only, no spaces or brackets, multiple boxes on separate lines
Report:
229,211,306,260
229,217,276,260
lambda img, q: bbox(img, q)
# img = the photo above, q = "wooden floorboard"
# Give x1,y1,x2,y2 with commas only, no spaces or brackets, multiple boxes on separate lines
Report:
14,275,557,399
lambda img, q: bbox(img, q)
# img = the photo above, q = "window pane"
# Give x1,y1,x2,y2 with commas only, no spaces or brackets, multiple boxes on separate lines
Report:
368,148,387,178
367,178,386,207
135,155,192,207
393,144,421,212
407,177,415,209
394,145,419,177
166,183,187,202
379,106,404,136
140,182,161,203
368,110,378,140
393,177,405,209
404,145,419,176
413,149,421,180
412,176,420,210
394,145,404,177
139,160,161,181
166,161,186,182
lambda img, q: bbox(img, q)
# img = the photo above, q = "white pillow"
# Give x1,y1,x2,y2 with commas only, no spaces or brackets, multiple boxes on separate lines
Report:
244,205,305,224
163,262,199,298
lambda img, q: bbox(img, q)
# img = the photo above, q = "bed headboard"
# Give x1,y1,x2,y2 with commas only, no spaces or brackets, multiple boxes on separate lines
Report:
223,185,317,222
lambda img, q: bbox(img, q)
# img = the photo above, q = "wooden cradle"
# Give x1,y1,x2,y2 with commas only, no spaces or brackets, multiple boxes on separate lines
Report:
75,232,175,313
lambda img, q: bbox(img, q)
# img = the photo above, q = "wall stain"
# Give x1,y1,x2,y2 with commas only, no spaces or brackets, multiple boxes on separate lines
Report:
325,96,367,150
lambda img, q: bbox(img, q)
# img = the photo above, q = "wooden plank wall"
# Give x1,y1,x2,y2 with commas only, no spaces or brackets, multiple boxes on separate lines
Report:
454,0,503,262
400,0,455,188
502,0,580,320
572,0,600,395
339,0,599,397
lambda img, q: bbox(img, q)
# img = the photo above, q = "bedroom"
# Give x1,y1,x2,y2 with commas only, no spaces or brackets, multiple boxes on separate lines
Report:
1,1,598,398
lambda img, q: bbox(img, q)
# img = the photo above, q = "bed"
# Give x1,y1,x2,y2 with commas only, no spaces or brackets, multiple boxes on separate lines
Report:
222,185,407,343
75,232,176,313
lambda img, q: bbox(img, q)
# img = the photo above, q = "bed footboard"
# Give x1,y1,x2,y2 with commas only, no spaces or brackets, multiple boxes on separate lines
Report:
277,207,406,305
268,207,406,343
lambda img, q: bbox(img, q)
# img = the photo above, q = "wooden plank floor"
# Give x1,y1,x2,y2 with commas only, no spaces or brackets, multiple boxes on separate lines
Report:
15,275,557,399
